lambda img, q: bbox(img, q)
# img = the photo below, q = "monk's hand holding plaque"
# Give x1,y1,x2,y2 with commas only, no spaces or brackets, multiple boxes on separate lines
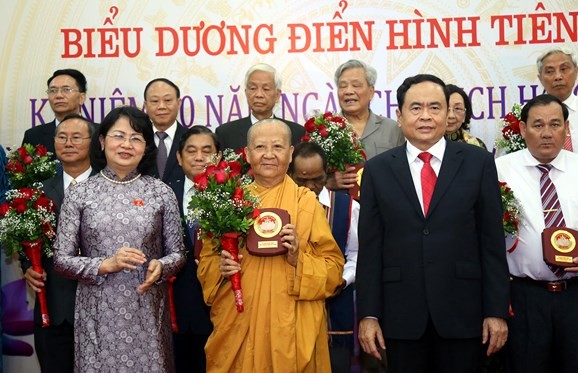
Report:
542,226,578,268
247,208,290,257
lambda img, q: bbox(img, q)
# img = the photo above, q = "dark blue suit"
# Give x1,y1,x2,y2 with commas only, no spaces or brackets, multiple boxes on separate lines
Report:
169,178,212,373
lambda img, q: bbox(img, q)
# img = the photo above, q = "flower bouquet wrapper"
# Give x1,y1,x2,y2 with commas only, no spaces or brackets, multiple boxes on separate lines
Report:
23,238,50,327
168,276,178,333
220,232,244,313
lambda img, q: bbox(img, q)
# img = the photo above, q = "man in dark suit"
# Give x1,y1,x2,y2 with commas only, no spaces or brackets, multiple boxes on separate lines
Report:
144,78,186,184
22,69,88,154
356,74,510,373
215,63,304,151
170,126,217,372
20,114,97,373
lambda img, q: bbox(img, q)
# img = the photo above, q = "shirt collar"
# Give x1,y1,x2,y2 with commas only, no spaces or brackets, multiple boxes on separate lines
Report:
155,121,178,139
63,166,92,189
250,113,274,125
184,176,196,195
563,94,577,112
522,148,569,173
406,137,446,163
318,187,330,207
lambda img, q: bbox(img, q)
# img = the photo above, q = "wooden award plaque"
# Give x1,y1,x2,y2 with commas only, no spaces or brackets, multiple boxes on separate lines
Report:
347,164,364,201
542,226,578,268
246,208,290,257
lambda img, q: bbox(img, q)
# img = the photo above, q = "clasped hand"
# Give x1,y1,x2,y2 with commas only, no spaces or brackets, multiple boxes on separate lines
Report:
98,247,162,294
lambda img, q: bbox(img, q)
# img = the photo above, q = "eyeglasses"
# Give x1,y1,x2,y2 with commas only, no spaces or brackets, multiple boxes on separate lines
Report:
55,136,91,145
106,133,146,146
46,87,80,96
449,107,466,115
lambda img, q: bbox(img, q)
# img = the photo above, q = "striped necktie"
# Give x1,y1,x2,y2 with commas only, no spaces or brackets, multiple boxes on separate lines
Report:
537,164,566,276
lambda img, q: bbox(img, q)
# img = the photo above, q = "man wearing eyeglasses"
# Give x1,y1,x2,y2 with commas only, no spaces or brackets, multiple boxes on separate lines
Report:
19,114,97,373
22,69,88,155
143,78,186,184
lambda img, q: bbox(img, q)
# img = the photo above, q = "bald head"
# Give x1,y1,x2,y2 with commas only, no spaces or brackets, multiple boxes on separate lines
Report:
247,119,291,147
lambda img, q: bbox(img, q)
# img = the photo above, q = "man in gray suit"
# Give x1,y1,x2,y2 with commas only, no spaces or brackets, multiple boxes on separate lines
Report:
328,60,405,191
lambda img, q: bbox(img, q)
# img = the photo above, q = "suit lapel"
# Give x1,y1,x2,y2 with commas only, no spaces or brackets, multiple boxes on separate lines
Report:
237,117,252,149
360,112,380,141
163,124,186,180
427,142,464,217
390,144,423,218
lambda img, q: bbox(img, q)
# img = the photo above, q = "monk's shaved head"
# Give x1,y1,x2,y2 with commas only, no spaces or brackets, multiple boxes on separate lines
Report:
247,119,291,148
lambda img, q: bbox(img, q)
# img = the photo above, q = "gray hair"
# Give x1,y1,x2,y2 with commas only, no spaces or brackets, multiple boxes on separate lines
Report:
537,47,577,72
334,59,377,87
244,63,282,91
247,119,291,147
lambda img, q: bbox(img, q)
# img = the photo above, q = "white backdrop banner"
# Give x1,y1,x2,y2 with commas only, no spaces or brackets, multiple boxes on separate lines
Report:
1,0,577,371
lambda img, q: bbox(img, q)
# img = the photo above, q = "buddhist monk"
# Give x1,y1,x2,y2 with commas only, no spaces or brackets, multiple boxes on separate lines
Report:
197,119,344,372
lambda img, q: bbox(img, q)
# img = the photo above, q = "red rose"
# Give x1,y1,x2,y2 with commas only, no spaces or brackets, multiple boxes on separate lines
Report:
235,148,248,163
194,173,209,191
205,165,216,177
17,146,30,159
19,187,35,200
6,160,25,173
35,145,48,157
510,121,520,134
214,169,228,184
318,125,329,138
301,134,311,142
0,202,10,217
34,195,55,211
304,118,316,133
332,116,345,124
323,112,333,119
12,198,28,213
252,208,260,219
233,187,244,202
504,113,517,124
498,181,506,187
228,161,242,178
501,127,511,140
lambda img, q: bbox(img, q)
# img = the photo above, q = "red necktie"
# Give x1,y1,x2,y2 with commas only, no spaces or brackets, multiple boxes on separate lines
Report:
418,152,437,216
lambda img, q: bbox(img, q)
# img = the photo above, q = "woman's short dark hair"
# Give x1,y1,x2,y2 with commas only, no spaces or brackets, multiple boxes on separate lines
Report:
446,84,473,131
91,106,157,175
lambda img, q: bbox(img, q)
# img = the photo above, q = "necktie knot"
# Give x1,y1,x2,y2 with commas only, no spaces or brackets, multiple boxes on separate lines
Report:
156,131,168,140
418,152,433,163
537,163,552,175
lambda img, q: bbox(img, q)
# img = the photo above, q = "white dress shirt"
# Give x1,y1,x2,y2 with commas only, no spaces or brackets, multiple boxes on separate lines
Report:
496,149,578,281
63,167,92,190
182,176,196,218
406,138,446,215
563,94,578,152
154,121,178,153
250,113,274,125
318,187,359,287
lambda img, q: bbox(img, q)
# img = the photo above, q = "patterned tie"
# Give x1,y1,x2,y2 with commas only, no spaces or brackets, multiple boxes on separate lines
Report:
156,131,169,178
418,152,437,216
563,132,573,152
537,164,566,276
537,164,566,228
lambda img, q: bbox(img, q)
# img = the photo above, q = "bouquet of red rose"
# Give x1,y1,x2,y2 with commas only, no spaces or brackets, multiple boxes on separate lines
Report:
222,148,253,180
499,181,521,253
6,144,58,188
187,157,260,312
495,103,526,154
0,188,57,326
301,111,366,172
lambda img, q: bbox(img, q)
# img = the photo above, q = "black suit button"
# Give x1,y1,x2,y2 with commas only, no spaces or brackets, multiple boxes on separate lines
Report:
423,229,429,235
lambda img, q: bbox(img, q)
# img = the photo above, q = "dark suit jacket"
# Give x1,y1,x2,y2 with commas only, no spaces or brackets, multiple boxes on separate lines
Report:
22,120,57,154
169,179,213,335
356,141,509,340
154,123,186,184
19,169,98,326
215,116,305,151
